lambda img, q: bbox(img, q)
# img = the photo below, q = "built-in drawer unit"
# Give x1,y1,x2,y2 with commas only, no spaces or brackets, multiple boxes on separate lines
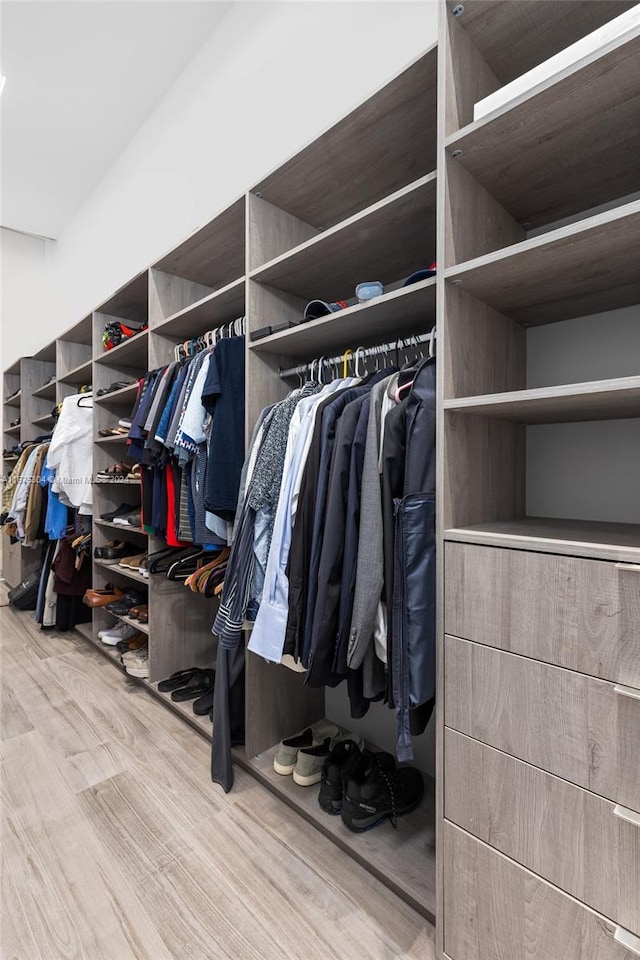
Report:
445,728,640,934
445,542,640,687
445,635,640,810
444,821,640,960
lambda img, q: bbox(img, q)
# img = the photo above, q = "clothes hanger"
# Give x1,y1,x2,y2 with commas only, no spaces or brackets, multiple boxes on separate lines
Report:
428,325,437,359
342,348,353,379
354,346,366,378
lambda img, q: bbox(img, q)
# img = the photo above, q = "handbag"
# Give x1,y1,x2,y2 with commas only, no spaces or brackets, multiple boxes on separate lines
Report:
8,569,42,611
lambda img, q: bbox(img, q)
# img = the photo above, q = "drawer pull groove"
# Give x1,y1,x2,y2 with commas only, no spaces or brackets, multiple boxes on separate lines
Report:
614,926,640,957
614,563,640,572
614,684,640,701
614,804,640,827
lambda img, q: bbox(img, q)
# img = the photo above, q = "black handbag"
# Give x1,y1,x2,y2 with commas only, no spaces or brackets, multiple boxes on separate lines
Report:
8,569,42,611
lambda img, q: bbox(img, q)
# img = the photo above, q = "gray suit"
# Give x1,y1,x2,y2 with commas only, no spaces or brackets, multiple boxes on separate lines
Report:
347,375,395,671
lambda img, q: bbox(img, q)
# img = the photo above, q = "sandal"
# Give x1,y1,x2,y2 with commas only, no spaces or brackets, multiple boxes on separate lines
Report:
158,668,204,693
171,669,216,702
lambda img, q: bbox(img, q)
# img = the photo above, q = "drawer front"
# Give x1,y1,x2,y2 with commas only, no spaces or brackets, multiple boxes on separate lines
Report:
445,542,640,687
445,728,640,933
444,821,640,960
445,635,640,809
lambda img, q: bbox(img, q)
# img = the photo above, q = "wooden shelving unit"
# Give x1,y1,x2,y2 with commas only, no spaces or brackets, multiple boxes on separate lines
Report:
5,10,636,955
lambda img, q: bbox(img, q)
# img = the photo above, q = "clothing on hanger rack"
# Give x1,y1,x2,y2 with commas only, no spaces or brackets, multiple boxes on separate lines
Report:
212,333,436,791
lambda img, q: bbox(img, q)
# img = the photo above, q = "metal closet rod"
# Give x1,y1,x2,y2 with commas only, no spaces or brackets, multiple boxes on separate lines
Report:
279,330,435,380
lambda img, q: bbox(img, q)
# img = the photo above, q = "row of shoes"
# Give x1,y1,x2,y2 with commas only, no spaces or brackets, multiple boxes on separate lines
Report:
97,417,131,438
157,668,216,719
98,621,148,677
83,584,148,621
94,541,148,574
99,502,141,526
95,461,141,481
274,720,424,832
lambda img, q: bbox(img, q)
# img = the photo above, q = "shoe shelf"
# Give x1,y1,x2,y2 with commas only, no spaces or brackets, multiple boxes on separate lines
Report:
445,28,640,228
74,621,93,643
94,435,129,445
94,382,139,406
32,412,56,428
4,425,21,436
444,201,640,325
31,380,57,400
105,608,150,636
94,328,149,367
250,277,437,358
444,517,640,565
94,558,149,586
444,376,640,424
4,390,21,408
249,172,437,300
95,519,147,536
154,276,246,337
245,741,437,922
75,621,127,671
141,679,213,741
57,357,93,386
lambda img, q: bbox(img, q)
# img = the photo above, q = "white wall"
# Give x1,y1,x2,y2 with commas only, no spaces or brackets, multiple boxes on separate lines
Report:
0,228,56,372
29,1,438,354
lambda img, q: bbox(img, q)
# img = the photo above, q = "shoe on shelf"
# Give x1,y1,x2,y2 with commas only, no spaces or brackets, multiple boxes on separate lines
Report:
98,621,138,645
340,750,424,832
318,739,363,815
293,739,333,787
95,462,131,481
98,426,129,437
100,502,136,521
83,583,124,608
95,541,138,565
96,380,136,398
118,553,147,569
127,604,148,622
117,633,148,654
193,688,214,716
112,511,142,526
157,668,204,693
123,648,149,678
273,719,342,777
171,669,215,703
118,418,132,430
104,589,147,615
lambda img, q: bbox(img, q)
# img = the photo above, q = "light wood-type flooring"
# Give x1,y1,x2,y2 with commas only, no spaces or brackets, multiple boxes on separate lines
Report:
0,589,436,960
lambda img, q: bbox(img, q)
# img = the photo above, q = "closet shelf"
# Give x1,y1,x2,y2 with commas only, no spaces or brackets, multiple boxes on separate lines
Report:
32,381,57,400
58,358,93,385
249,172,438,300
247,741,437,921
32,413,56,427
448,0,635,86
444,376,640,424
58,313,93,346
445,29,640,227
4,425,21,436
252,47,437,232
444,200,640,325
95,558,148,585
4,391,21,407
94,478,141,485
250,277,437,357
94,382,139,406
444,517,640,564
95,519,146,536
94,435,129,445
155,276,245,338
94,329,149,368
105,609,149,636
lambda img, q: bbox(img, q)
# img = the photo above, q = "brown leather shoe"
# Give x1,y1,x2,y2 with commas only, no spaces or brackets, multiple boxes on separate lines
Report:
83,583,124,608
128,604,148,620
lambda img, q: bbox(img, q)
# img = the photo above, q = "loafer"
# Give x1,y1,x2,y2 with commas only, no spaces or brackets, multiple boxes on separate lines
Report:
83,584,124,608
127,604,148,619
104,590,147,615
100,502,136,521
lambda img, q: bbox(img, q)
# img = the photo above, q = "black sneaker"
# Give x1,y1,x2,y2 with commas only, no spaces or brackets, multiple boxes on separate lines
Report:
318,739,362,815
341,750,424,832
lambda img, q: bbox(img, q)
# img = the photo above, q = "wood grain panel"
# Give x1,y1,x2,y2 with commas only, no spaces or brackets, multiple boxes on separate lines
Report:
149,268,214,326
445,729,640,933
248,192,318,272
445,542,640,687
447,31,640,227
444,821,636,960
442,2,501,135
445,636,640,809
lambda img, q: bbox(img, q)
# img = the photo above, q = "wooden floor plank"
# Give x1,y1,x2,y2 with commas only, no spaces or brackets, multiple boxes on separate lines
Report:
0,592,435,960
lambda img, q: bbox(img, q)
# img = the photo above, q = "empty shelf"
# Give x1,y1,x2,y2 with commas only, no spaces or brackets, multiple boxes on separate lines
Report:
250,173,437,300
446,28,640,226
444,201,640,325
59,359,93,385
444,377,640,424
444,517,640,563
156,276,245,337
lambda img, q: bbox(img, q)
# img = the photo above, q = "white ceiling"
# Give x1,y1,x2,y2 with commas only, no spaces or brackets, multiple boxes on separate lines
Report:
1,1,232,238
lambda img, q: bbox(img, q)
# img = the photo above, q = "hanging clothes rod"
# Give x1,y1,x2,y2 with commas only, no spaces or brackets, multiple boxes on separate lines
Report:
278,329,436,380
174,316,246,362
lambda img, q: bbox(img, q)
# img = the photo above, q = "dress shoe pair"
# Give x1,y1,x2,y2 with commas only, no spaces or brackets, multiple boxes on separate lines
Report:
83,583,124,608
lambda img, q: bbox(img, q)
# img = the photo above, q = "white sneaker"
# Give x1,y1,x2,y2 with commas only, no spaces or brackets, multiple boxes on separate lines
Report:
124,648,149,678
100,621,138,645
